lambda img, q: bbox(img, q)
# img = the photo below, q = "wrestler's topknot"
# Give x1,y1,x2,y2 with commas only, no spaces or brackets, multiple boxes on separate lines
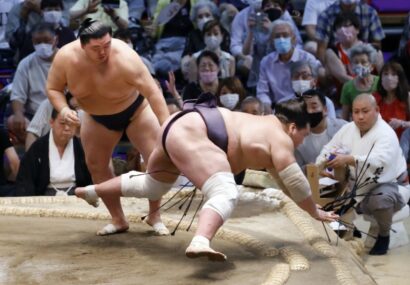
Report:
78,18,112,45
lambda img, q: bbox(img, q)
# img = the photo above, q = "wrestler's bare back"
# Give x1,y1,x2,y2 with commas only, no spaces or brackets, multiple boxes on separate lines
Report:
155,109,296,185
48,38,155,115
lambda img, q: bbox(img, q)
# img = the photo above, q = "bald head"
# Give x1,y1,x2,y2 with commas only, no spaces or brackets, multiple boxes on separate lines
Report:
352,94,379,135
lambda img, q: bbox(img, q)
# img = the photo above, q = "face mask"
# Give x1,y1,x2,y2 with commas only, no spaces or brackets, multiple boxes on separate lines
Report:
220,93,239,110
204,35,222,50
34,43,54,59
292,80,311,95
274,37,292,54
199,71,218,83
382,74,399,91
265,8,282,22
197,17,212,31
43,11,62,24
352,64,371,78
335,26,356,43
250,0,263,11
308,111,324,128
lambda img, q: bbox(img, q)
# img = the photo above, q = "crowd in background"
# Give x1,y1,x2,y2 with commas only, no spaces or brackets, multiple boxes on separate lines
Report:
0,0,409,197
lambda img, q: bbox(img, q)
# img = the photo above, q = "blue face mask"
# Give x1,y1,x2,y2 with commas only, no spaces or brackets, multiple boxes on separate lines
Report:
274,37,292,54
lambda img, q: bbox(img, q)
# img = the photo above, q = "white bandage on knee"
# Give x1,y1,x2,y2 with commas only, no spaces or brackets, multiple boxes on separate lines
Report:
201,172,238,222
278,162,311,202
121,171,172,200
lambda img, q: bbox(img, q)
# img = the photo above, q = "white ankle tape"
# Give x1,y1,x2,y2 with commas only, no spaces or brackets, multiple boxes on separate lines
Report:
85,185,98,200
201,172,238,222
191,235,210,247
121,171,172,200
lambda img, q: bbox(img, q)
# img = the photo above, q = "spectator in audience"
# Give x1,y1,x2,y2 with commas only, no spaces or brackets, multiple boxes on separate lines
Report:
290,60,336,118
316,94,408,255
372,62,410,139
0,0,22,50
216,76,246,110
12,0,76,61
0,129,20,197
340,43,379,120
188,20,235,82
316,0,384,64
295,89,346,169
398,12,410,58
240,95,264,115
113,28,155,75
181,0,230,75
25,92,79,151
70,0,129,31
166,98,182,114
15,108,91,196
394,39,410,84
182,50,220,100
302,0,337,42
230,0,302,81
256,20,321,113
218,2,239,33
149,0,194,76
8,23,58,144
325,11,384,90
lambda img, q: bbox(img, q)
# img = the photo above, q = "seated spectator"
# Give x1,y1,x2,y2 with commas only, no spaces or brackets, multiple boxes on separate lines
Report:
216,76,246,110
0,129,20,197
398,12,410,58
302,0,337,42
325,11,384,90
0,0,23,50
290,60,336,118
25,92,80,150
316,94,408,255
188,20,235,82
316,0,384,64
113,28,155,75
340,43,379,120
15,108,92,196
166,98,182,114
230,0,302,79
149,0,194,76
182,50,220,100
295,89,346,169
256,20,322,113
394,40,410,84
240,95,264,115
218,2,239,33
372,62,410,139
70,0,129,31
13,0,76,62
7,23,58,144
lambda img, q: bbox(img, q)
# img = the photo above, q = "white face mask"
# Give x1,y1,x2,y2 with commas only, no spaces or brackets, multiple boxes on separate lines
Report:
292,80,312,95
34,43,54,59
220,93,239,110
204,35,222,50
43,11,62,24
197,17,212,31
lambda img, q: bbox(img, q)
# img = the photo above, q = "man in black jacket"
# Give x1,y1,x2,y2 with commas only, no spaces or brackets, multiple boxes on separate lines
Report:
15,107,91,196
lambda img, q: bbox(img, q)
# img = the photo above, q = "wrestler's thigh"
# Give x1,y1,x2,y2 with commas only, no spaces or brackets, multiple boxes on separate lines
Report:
164,114,231,188
126,103,161,162
81,113,123,164
146,145,180,184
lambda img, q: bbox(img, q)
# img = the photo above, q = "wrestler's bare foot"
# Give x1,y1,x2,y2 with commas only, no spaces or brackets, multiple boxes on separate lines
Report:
145,212,170,236
96,222,129,236
75,186,99,207
185,244,227,262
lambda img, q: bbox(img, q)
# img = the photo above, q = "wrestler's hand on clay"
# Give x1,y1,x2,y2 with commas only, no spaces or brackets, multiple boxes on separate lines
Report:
61,107,80,126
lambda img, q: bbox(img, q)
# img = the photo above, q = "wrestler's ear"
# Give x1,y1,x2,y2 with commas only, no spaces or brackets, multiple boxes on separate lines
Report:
287,122,297,136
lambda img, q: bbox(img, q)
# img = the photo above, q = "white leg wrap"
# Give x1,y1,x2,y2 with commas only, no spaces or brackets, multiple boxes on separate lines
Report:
201,172,238,222
278,162,311,202
120,171,172,201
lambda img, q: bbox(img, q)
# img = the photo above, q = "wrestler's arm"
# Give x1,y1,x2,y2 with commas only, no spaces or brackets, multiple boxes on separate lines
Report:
46,49,79,124
126,51,170,124
269,135,338,222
